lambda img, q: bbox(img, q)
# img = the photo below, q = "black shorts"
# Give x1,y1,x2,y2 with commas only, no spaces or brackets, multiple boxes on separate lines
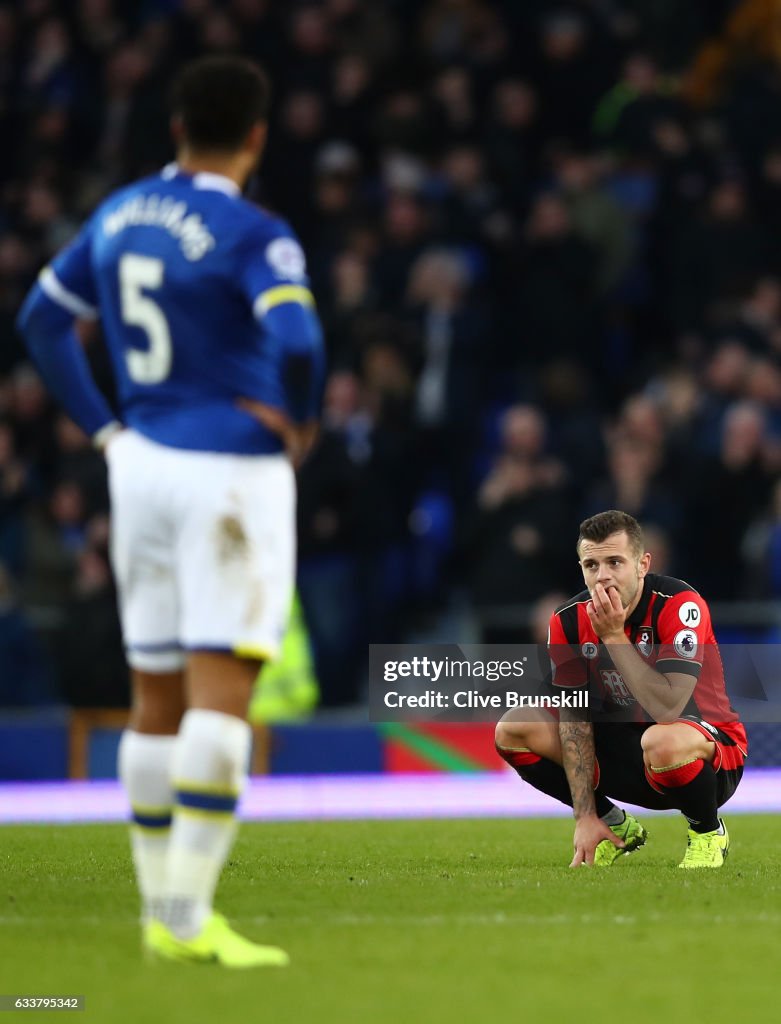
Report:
592,720,744,811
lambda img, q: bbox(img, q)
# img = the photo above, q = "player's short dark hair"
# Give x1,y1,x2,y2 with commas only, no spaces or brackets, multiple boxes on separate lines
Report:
577,510,645,558
170,56,271,152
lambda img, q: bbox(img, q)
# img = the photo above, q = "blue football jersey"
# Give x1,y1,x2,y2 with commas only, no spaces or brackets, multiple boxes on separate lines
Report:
37,164,323,454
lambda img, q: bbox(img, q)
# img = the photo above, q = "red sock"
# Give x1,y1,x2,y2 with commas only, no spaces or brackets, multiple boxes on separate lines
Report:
645,757,704,793
496,745,541,769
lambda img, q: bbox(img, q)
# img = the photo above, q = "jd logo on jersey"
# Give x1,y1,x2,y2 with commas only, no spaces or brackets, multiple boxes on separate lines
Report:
678,601,700,626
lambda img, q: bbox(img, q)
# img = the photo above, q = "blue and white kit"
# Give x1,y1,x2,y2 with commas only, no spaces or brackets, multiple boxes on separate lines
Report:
17,165,325,666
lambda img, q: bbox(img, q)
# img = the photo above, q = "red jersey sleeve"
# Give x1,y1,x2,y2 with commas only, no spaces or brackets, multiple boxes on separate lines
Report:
548,611,589,689
655,591,710,679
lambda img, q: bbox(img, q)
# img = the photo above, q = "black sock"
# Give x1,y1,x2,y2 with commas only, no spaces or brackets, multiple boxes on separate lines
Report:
649,759,720,833
502,753,615,817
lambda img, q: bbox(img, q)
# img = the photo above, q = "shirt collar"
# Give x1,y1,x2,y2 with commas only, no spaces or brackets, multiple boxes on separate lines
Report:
160,163,240,197
626,575,653,627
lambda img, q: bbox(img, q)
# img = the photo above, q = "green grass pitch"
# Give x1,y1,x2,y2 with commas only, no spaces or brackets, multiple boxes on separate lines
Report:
1,815,779,1024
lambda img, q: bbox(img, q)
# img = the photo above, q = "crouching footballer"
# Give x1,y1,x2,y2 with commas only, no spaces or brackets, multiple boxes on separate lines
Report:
496,510,747,869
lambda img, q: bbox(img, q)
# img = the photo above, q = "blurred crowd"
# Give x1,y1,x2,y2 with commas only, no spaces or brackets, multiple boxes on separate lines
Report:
3,0,781,708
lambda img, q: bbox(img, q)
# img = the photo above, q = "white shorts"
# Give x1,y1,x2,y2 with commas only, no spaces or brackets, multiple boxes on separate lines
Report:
107,429,295,673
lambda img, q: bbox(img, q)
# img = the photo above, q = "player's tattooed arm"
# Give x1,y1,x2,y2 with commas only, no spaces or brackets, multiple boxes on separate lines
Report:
559,712,625,866
558,717,596,819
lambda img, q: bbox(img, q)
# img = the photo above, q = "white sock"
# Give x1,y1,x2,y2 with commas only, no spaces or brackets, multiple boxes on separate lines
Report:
162,709,251,939
117,731,176,922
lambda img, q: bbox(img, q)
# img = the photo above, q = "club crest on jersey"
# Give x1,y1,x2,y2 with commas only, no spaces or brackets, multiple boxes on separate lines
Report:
265,237,307,281
581,642,598,659
636,627,653,658
674,629,698,659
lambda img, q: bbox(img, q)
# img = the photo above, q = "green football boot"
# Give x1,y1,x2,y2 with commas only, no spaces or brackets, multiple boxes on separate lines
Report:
144,912,290,968
679,819,729,869
594,811,648,866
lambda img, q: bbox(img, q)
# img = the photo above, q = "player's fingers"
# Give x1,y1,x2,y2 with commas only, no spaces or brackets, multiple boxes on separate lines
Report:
285,423,319,469
236,396,272,415
235,397,292,436
236,395,282,423
295,422,319,460
570,844,588,868
594,585,611,612
287,437,310,470
100,426,126,454
608,587,623,611
301,421,319,451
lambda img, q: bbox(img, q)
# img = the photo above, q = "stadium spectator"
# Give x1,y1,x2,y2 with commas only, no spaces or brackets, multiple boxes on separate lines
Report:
20,481,84,607
483,77,543,213
57,546,128,707
0,420,32,577
406,247,488,500
552,148,634,295
742,477,781,597
582,436,678,534
465,404,571,635
687,401,775,597
298,367,414,704
0,561,56,707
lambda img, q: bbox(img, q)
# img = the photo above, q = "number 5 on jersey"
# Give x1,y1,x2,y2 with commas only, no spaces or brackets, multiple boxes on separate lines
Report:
119,253,172,384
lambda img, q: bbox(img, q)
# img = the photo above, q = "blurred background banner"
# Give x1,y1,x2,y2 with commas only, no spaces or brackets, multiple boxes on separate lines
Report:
2,0,781,776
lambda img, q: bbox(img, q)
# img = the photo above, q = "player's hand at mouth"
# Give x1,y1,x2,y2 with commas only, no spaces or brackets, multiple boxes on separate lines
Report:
586,582,627,642
236,398,318,469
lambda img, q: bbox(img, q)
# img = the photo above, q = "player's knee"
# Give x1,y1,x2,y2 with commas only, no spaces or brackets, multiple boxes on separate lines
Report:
130,698,182,734
641,724,688,766
130,670,185,733
494,717,547,772
495,717,532,752
187,652,258,718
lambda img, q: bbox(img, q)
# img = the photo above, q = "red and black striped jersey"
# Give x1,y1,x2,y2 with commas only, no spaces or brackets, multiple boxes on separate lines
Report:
548,573,745,746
